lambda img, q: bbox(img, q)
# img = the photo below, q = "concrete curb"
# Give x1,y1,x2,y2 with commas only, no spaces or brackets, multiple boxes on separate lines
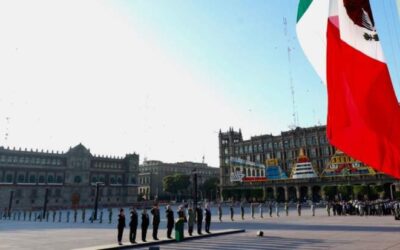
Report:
74,229,246,250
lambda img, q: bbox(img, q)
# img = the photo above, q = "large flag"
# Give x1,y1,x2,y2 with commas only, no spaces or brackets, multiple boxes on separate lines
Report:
297,0,400,179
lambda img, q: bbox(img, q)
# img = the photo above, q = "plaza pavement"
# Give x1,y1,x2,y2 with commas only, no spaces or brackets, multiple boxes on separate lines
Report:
1,207,400,250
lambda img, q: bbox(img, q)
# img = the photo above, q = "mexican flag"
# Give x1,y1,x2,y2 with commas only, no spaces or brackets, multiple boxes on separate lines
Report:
297,0,400,179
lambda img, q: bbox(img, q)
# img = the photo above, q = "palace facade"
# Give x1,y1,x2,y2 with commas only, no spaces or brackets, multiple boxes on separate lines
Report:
0,144,139,210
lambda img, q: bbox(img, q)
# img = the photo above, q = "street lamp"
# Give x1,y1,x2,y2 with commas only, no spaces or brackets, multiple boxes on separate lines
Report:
192,169,198,209
93,182,105,220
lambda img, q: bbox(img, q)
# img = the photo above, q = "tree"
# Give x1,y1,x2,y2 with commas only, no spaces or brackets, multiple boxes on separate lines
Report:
353,185,369,200
200,177,219,201
338,185,353,200
323,186,337,201
162,174,191,201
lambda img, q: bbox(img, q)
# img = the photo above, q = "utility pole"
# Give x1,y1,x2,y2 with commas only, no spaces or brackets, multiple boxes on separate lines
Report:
8,190,14,218
193,169,198,209
43,188,49,218
93,182,104,220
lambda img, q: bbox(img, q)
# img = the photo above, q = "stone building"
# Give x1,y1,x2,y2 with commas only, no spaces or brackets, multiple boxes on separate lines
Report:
138,160,219,200
0,144,139,210
219,126,335,186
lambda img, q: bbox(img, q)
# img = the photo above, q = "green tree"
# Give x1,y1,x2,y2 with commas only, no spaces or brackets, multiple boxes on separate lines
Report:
353,185,369,200
162,174,191,201
200,177,219,201
338,185,353,200
323,186,337,200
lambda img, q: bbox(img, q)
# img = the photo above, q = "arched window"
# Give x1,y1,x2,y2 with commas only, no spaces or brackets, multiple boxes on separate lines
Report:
252,169,255,177
110,177,116,184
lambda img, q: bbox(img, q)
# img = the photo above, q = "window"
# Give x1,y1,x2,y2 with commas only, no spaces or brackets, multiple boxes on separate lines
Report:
117,177,122,184
56,176,63,183
47,175,54,183
74,176,81,184
99,175,105,183
6,173,13,183
110,177,116,184
130,177,136,184
17,174,25,183
38,175,45,183
91,176,98,183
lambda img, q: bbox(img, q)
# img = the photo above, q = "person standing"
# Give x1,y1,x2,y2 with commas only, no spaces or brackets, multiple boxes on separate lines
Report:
188,206,195,236
129,208,138,244
259,202,263,218
141,208,149,242
240,201,245,220
269,201,273,217
311,202,315,216
251,202,255,219
109,208,113,224
177,205,186,238
196,205,203,235
326,202,331,216
204,204,211,233
230,203,234,221
150,204,160,240
117,209,126,245
218,203,223,222
166,205,174,239
275,202,280,217
284,202,289,216
297,202,302,216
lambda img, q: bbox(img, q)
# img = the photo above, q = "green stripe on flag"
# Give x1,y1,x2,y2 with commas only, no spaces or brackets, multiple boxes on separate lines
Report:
297,0,313,23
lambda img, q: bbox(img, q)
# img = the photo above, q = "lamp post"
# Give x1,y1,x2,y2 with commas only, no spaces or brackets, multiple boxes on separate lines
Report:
8,190,14,218
192,169,198,209
42,188,49,218
93,182,104,220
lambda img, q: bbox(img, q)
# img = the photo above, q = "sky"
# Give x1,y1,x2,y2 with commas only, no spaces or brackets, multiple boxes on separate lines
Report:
0,0,399,167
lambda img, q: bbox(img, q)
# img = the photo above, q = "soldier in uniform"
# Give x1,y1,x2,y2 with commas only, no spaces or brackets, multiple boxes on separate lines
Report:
188,206,195,236
204,204,211,233
166,205,174,239
196,205,203,235
117,208,126,245
240,201,245,220
284,202,289,216
297,202,302,216
141,208,149,242
129,207,138,243
150,204,160,240
230,202,234,221
218,203,223,222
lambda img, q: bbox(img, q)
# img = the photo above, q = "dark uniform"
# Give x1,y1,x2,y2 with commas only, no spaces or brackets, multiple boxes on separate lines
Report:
205,207,211,233
150,206,160,240
196,207,203,235
166,207,174,239
129,209,138,243
141,210,149,242
117,211,126,245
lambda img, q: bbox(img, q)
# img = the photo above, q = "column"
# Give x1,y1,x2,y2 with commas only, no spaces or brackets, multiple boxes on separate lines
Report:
262,186,267,201
307,186,313,201
321,186,326,201
273,186,277,200
296,186,301,201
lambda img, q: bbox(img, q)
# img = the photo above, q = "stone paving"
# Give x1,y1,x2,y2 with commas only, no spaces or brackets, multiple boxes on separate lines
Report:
1,207,400,250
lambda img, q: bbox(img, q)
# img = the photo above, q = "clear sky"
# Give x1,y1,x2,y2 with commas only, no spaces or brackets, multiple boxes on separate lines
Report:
0,0,399,167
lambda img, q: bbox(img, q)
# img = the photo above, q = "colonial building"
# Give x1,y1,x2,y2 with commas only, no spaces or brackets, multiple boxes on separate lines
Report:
0,144,139,210
138,160,219,200
219,126,334,186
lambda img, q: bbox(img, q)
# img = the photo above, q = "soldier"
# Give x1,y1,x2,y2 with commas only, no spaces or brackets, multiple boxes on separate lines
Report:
82,208,86,223
297,202,302,216
73,209,77,223
129,207,138,243
141,208,149,242
204,204,211,234
150,204,160,240
240,201,245,220
117,208,126,245
269,201,273,217
58,211,62,222
275,202,280,217
29,210,32,221
99,209,103,223
188,206,195,236
67,210,70,223
251,202,255,219
284,202,289,216
46,211,49,222
196,205,203,235
166,205,174,239
259,202,264,218
52,210,56,222
230,202,234,221
327,202,331,216
17,211,20,221
23,210,26,221
311,202,316,216
218,203,223,222
109,208,113,224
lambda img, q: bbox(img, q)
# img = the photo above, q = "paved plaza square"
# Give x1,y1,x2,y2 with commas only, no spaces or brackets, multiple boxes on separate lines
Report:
1,207,400,250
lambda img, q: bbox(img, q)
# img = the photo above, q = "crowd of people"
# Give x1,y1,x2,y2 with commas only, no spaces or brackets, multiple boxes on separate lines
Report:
116,203,212,245
325,199,400,216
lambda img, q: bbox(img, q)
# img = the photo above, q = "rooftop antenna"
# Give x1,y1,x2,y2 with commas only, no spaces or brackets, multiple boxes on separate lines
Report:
283,17,299,130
